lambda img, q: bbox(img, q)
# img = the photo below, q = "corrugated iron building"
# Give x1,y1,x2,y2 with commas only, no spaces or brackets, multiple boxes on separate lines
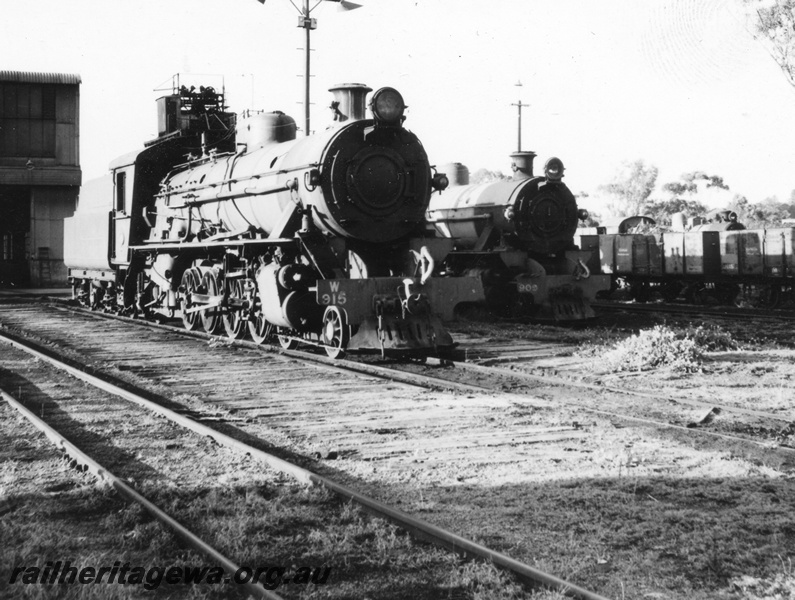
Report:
0,71,81,286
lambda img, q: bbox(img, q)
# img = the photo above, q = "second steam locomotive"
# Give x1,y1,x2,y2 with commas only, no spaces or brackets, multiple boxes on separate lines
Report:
427,152,611,320
64,82,484,357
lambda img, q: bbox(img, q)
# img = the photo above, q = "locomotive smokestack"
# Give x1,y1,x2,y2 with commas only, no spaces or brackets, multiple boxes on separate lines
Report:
510,151,536,180
328,83,373,122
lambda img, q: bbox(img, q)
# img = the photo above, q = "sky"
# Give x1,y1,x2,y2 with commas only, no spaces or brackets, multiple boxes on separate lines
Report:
3,0,795,212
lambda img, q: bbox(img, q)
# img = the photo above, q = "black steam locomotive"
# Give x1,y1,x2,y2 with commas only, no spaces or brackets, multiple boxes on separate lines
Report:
64,82,484,357
426,152,611,320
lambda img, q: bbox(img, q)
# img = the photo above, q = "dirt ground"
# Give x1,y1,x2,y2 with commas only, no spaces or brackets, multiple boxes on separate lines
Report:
446,309,795,599
1,301,794,599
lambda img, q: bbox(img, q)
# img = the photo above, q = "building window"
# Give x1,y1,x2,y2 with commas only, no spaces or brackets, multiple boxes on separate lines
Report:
0,83,57,158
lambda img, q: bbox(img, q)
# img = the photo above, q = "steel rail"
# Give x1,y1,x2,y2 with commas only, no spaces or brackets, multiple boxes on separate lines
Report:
592,300,795,321
44,300,794,446
45,300,554,407
419,357,795,451
419,357,795,452
423,355,795,425
0,328,611,600
40,299,795,452
0,386,283,600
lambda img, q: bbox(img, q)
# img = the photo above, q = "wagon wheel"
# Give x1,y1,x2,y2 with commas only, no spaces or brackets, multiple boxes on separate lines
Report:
201,270,223,334
75,280,90,308
684,285,707,305
89,286,104,311
630,282,651,303
321,306,349,359
180,268,202,331
786,286,795,308
277,328,300,350
77,280,91,308
660,281,683,303
715,284,741,306
223,278,248,340
754,285,782,309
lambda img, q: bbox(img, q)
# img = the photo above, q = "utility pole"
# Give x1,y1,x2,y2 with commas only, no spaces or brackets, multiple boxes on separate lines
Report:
511,81,529,152
256,0,362,137
298,0,315,136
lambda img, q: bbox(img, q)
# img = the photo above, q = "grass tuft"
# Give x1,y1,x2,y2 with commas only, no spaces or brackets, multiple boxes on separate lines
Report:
594,325,703,373
578,323,742,373
680,323,741,352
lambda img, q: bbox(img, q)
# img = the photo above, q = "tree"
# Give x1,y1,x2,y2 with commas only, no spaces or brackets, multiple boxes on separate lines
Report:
646,171,731,225
743,0,795,88
643,198,709,226
728,194,792,227
705,174,730,190
661,171,729,197
598,159,659,217
787,190,795,217
661,181,698,197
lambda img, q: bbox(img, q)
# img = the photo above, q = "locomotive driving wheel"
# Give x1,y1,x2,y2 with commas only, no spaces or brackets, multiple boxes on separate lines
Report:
200,270,223,334
248,308,274,344
222,279,247,340
180,268,202,331
321,306,349,359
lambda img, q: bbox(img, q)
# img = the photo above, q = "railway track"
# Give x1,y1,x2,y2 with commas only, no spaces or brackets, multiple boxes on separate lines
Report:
592,299,795,322
393,348,795,465
5,297,794,471
5,295,794,468
1,386,281,600
0,300,608,599
3,297,795,598
39,297,795,462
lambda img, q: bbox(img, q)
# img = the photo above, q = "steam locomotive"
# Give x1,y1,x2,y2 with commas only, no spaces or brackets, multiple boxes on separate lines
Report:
64,82,484,358
426,153,611,320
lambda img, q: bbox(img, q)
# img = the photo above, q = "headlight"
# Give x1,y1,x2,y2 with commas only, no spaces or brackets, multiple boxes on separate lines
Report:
370,87,405,124
544,157,565,181
431,173,449,191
